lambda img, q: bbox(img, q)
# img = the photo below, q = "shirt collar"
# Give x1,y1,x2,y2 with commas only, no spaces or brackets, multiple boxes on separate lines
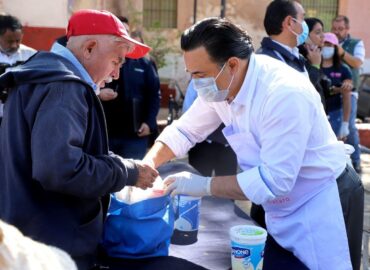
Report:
0,49,14,57
272,40,300,58
50,42,98,92
0,48,19,61
231,53,257,107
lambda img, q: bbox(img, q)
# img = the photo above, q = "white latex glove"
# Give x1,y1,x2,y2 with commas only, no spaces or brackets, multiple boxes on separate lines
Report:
163,171,212,197
338,121,349,139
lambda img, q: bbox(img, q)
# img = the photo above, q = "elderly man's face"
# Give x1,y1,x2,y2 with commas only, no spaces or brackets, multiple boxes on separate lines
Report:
0,29,23,54
85,37,133,87
184,46,232,92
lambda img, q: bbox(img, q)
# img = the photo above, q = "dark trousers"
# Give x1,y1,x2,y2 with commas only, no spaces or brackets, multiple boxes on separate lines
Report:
337,164,364,270
263,235,309,270
188,141,237,177
251,164,364,270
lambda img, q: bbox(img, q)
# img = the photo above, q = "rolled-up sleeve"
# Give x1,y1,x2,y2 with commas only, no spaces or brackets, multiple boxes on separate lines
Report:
236,88,317,205
237,166,275,204
156,97,223,157
156,123,194,157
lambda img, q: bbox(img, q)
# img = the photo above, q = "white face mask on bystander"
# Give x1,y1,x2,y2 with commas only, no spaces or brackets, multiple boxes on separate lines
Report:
321,46,335,59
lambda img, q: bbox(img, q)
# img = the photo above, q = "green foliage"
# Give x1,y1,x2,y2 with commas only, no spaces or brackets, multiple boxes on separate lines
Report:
146,31,175,69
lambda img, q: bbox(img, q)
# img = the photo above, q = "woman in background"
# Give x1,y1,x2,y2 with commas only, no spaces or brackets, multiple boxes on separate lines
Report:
321,32,352,140
298,17,326,108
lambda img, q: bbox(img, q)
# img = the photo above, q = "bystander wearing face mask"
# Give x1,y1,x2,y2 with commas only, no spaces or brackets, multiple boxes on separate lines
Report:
321,46,335,59
290,18,309,46
193,62,234,102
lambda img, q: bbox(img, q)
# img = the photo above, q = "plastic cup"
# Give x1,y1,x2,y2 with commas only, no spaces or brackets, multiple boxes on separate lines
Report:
170,195,201,245
229,225,267,270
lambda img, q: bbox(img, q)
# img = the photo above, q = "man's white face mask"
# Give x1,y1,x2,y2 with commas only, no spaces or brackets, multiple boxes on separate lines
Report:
193,62,234,102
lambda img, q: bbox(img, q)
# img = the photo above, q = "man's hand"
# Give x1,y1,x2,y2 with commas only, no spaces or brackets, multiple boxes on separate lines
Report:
99,88,118,101
337,45,345,58
163,171,212,197
332,81,352,95
137,123,151,137
305,44,321,66
338,121,349,141
339,80,353,94
135,161,159,189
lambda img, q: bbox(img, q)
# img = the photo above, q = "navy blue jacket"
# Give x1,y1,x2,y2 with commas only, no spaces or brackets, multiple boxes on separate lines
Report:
0,52,138,263
102,57,160,137
257,37,306,72
258,37,326,108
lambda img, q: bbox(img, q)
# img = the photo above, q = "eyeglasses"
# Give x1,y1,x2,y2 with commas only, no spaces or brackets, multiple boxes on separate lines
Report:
331,27,346,32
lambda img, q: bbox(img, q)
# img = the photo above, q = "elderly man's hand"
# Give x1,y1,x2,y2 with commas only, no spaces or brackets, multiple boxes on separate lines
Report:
99,88,118,101
137,123,151,137
163,171,212,197
135,161,159,189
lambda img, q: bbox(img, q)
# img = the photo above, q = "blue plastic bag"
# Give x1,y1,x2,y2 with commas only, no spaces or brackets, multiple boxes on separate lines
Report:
102,193,174,258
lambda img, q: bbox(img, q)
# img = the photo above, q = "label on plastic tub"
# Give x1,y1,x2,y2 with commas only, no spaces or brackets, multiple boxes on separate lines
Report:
173,195,201,231
230,225,267,270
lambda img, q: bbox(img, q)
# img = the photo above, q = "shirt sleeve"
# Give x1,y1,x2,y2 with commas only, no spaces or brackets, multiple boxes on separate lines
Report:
236,86,317,204
354,40,365,63
157,97,222,157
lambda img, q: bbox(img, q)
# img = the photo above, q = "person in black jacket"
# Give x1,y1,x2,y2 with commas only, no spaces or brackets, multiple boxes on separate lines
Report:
100,17,160,159
0,10,158,270
256,3,326,108
256,1,308,72
254,0,310,229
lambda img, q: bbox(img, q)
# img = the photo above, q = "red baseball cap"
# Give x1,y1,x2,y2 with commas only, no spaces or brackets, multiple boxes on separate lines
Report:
67,9,151,59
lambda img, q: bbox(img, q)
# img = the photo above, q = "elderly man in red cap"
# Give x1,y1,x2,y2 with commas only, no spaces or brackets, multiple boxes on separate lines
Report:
0,9,158,269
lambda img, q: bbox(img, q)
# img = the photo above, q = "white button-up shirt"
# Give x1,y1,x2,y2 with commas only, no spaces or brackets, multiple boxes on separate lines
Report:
0,44,36,65
158,54,345,205
0,44,36,118
157,54,351,269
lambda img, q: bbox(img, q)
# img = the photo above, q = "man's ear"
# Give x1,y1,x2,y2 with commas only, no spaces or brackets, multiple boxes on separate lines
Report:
227,57,240,74
282,15,294,31
83,39,98,59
